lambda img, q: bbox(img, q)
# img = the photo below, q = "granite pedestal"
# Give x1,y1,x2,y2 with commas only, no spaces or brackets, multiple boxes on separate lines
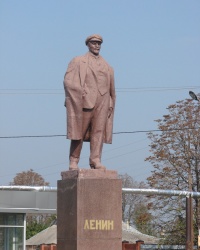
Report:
57,169,122,250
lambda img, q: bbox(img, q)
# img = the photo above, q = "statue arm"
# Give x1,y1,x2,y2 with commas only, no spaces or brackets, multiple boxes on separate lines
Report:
110,67,116,105
63,58,81,106
108,67,116,117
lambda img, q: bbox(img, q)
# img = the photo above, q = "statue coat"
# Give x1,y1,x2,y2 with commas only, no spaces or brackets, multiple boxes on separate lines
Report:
63,53,116,144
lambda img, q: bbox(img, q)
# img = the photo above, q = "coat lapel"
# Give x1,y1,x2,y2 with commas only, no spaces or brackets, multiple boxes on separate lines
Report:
79,54,89,87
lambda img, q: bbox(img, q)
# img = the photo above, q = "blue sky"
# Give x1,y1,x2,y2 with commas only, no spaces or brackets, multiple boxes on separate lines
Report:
0,0,200,186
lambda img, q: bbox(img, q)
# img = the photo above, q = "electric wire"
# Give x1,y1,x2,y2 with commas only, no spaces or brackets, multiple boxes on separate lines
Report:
0,127,199,139
0,86,200,94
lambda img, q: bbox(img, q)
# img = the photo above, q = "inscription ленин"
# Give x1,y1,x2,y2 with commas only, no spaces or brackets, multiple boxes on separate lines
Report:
84,220,114,230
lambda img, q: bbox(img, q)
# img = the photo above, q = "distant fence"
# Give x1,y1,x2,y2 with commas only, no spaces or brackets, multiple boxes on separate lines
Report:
141,245,198,250
40,245,57,250
28,243,197,250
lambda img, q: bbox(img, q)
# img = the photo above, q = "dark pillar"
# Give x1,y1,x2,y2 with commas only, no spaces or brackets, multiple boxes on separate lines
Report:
57,169,122,250
136,240,144,250
186,196,193,250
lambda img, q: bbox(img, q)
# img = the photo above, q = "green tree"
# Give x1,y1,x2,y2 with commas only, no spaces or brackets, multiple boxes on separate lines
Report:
145,97,200,244
133,203,154,235
26,214,56,239
26,221,47,240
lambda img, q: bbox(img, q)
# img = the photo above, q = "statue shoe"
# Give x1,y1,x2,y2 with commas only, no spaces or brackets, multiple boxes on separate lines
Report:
90,162,106,170
69,161,79,170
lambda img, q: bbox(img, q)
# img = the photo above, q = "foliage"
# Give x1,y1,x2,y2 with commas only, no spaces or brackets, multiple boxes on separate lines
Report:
159,215,186,245
119,173,155,236
26,221,47,240
10,169,49,186
26,214,57,239
133,203,154,235
145,97,200,244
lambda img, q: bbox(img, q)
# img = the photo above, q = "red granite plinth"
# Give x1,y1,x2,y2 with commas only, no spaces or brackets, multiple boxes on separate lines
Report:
57,169,122,250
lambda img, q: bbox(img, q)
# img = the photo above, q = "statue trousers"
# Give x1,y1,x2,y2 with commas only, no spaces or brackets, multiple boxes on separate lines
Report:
69,90,110,166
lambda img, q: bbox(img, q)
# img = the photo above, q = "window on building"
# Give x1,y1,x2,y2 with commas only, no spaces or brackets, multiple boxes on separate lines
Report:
0,213,25,250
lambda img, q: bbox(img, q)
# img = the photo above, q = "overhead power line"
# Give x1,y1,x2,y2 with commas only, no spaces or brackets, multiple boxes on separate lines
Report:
0,127,199,139
0,86,200,95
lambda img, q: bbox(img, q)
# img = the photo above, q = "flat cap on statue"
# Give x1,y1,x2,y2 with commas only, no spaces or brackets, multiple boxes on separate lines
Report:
85,34,103,45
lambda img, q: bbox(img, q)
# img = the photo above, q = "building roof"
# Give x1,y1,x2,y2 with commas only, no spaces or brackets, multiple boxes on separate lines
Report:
26,225,57,245
26,223,159,246
122,222,159,244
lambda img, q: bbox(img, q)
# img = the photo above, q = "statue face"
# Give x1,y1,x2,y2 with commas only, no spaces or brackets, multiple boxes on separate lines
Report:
87,41,102,56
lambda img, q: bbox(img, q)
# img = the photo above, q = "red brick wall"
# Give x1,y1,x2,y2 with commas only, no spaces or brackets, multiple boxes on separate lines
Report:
40,244,57,250
122,242,136,250
122,240,144,250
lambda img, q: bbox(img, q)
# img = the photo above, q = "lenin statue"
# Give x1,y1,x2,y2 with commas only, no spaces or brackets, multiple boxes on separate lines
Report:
63,34,116,170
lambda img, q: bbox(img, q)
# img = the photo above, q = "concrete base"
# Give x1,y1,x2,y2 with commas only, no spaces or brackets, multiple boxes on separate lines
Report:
57,169,122,250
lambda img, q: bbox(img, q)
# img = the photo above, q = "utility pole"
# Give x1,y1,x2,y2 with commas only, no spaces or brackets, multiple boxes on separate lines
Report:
187,90,199,250
186,167,193,250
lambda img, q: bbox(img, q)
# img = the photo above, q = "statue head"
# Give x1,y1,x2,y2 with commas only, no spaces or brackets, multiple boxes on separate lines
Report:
85,34,103,56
